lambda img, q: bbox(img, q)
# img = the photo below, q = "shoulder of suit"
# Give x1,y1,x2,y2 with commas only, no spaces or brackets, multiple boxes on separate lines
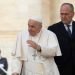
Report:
48,21,62,29
49,21,61,27
72,21,75,24
52,21,62,26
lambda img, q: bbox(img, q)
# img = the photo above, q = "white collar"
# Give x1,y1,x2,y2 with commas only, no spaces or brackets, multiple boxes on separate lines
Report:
64,21,73,26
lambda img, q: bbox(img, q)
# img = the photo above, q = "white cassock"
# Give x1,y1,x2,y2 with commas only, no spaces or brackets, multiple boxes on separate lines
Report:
12,28,62,75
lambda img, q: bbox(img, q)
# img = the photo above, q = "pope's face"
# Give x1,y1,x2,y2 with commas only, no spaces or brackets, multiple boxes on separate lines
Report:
60,5,74,24
28,19,42,36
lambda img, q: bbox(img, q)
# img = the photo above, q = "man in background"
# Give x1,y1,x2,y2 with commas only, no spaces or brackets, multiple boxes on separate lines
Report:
48,3,75,75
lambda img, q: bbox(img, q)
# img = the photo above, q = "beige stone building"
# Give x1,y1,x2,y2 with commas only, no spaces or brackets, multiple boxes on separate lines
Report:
0,0,75,74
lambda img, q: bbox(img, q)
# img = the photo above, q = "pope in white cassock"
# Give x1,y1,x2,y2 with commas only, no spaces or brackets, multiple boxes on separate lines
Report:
12,16,62,75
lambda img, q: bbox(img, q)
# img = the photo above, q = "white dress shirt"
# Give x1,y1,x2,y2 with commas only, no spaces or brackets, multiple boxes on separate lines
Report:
64,21,73,34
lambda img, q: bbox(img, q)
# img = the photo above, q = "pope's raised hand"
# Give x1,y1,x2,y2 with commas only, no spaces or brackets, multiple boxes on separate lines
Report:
27,40,38,49
27,40,41,51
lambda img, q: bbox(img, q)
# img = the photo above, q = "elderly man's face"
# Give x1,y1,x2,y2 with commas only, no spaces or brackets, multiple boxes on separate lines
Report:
28,19,42,36
60,5,74,24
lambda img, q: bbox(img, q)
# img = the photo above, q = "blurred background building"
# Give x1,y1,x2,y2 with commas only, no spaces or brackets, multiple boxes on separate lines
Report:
0,0,75,74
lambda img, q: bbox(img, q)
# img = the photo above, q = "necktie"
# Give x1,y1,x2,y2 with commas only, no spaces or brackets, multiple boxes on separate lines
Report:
67,25,71,37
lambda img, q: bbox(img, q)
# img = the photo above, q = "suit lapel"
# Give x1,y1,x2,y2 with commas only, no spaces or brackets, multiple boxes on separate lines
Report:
59,22,70,37
72,21,75,37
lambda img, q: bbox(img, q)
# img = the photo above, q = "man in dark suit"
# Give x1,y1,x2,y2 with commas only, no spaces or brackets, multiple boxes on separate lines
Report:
0,50,8,75
48,3,75,75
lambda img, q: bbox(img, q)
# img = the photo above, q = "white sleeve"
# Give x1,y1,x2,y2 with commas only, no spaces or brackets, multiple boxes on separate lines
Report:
12,32,22,57
40,32,62,57
12,32,26,60
11,32,24,74
11,57,22,74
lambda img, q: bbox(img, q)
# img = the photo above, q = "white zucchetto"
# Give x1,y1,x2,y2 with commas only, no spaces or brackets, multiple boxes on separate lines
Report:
29,16,42,23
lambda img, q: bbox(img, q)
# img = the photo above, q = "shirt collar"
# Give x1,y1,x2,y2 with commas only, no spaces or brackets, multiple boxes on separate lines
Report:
64,21,73,26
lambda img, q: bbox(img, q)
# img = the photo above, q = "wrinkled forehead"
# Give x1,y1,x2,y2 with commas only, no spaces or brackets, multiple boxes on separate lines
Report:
60,5,73,12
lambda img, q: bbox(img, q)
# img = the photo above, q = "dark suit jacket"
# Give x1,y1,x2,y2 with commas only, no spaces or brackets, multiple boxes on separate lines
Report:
0,57,8,75
48,21,75,75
